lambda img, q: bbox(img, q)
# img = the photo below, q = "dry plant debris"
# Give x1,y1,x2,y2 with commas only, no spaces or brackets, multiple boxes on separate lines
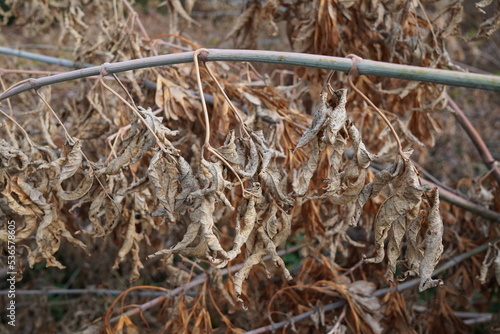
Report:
0,0,499,333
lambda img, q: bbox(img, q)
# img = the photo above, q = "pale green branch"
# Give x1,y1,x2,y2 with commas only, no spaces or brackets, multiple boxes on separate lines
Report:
2,49,500,103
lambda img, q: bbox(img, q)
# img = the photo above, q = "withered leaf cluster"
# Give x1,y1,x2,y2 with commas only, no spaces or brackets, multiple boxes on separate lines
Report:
1,0,499,333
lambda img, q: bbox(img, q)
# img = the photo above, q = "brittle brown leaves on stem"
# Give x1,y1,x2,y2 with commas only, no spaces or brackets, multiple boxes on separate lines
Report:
147,149,179,222
6,1,493,331
16,176,88,268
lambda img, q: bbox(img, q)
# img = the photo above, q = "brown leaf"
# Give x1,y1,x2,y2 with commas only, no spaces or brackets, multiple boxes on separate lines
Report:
418,188,444,291
354,150,411,224
0,139,29,171
293,137,321,196
112,211,144,282
260,168,293,206
147,150,179,222
364,159,428,275
58,169,94,201
17,177,87,268
293,89,347,152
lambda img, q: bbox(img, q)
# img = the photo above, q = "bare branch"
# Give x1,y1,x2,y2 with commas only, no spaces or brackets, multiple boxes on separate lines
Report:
2,49,500,102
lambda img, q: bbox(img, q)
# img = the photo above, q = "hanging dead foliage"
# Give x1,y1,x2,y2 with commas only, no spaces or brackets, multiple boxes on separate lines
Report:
0,0,499,333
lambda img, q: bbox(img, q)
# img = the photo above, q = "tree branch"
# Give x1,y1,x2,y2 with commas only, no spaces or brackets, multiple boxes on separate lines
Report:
446,93,500,186
2,49,500,103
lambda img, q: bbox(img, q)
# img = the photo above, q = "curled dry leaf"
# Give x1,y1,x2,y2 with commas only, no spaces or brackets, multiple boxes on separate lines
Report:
147,150,178,222
417,188,444,291
112,211,144,282
293,88,347,152
354,149,412,224
0,184,38,242
0,139,29,172
479,241,500,285
475,0,494,14
293,137,321,197
360,151,443,291
58,140,83,181
88,190,122,238
364,158,425,265
58,168,94,201
15,176,87,268
260,168,293,206
217,131,259,178
226,183,262,261
234,205,292,308
103,107,178,175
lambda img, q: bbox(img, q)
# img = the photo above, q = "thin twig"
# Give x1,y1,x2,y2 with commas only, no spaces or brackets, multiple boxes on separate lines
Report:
421,177,500,222
202,60,250,138
413,305,493,321
347,73,404,157
244,237,500,334
106,108,163,143
327,305,347,334
99,76,169,155
77,244,306,332
412,159,461,196
103,285,169,330
35,89,74,144
121,0,153,52
193,48,211,148
0,288,190,297
0,108,35,147
446,93,500,186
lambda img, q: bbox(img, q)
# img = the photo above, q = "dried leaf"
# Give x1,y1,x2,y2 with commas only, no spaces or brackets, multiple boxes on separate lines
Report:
191,195,229,265
88,191,107,237
257,225,292,281
293,137,321,196
147,150,179,222
294,89,347,152
175,156,199,211
0,139,29,171
59,140,83,181
233,248,266,308
17,177,87,268
364,159,428,271
478,244,495,284
112,211,144,282
58,169,94,201
226,184,262,261
354,150,411,224
260,168,293,206
418,188,444,291
475,0,494,14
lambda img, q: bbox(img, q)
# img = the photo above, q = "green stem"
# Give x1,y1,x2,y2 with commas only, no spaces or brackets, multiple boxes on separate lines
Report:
0,46,92,68
2,49,500,102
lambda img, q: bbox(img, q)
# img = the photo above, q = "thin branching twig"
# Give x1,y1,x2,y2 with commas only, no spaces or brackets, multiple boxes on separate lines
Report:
75,244,305,333
244,237,500,334
446,93,500,186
